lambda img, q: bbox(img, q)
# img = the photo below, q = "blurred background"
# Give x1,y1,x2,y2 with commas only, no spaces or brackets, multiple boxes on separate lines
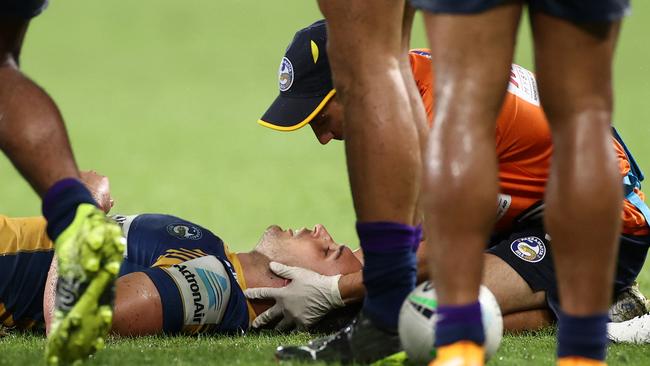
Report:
1,1,648,286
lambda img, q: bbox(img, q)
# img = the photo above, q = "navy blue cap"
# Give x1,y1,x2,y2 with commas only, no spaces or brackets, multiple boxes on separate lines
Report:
258,20,335,131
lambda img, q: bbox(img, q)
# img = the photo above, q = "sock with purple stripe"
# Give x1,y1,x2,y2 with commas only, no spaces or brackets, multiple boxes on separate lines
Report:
358,221,419,330
434,301,485,347
557,311,608,361
42,178,96,241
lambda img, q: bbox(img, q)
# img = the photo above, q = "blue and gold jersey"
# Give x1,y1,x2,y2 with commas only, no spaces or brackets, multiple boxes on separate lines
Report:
0,216,52,331
0,213,251,335
115,214,252,335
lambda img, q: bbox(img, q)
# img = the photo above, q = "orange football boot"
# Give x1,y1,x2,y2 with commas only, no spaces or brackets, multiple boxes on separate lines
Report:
557,356,607,366
429,341,484,366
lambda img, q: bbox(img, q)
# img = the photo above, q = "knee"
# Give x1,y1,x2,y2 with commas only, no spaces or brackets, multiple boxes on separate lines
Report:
326,44,401,97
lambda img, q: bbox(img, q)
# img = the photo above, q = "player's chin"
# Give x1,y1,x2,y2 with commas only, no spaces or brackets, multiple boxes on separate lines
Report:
265,224,282,233
260,225,283,242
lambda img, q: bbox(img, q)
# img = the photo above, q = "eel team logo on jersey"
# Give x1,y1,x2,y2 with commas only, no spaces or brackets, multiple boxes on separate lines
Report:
167,223,203,240
278,57,294,92
510,236,546,263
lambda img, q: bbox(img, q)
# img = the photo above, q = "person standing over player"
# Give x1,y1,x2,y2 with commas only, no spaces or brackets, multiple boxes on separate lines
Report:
254,20,650,340
255,3,428,363
407,1,628,365
0,2,124,364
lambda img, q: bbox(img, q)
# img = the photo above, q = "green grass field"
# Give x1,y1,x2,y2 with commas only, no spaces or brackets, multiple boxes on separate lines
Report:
0,1,650,365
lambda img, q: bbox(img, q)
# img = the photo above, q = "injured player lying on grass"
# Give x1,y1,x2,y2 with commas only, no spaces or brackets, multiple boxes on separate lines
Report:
43,215,363,336
0,189,647,339
0,171,363,336
0,213,363,336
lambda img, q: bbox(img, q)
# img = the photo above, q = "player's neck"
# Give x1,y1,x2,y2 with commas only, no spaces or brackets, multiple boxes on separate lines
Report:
236,251,287,316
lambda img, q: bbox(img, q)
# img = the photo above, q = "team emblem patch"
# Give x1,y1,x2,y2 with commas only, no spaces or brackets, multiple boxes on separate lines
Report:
278,57,294,92
166,223,203,240
510,236,546,263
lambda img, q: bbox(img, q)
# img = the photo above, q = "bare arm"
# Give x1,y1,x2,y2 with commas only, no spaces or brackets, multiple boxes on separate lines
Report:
79,170,114,213
44,260,163,336
112,272,163,336
338,271,364,304
341,240,428,304
43,257,57,334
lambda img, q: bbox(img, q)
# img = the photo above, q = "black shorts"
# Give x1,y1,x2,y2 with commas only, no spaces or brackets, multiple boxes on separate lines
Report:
409,0,630,22
0,0,48,19
486,220,650,311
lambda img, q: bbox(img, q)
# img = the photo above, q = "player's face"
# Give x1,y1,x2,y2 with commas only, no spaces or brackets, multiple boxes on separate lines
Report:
309,98,344,145
255,224,362,276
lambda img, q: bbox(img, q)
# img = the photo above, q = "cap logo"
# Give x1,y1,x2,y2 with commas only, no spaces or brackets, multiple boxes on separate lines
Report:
310,40,319,64
278,57,294,92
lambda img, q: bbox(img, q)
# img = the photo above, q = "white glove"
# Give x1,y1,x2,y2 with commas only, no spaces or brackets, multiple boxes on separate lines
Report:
244,261,343,331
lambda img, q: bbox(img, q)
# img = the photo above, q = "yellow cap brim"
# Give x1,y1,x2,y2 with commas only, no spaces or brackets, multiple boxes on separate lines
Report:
257,89,336,132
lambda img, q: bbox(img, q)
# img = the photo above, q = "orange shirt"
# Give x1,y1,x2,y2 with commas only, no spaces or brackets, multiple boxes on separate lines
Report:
409,49,648,235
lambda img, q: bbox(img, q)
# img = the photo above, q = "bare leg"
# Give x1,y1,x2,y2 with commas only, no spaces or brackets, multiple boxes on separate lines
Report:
401,4,429,154
0,18,79,196
318,0,424,224
482,254,546,315
531,13,622,363
279,1,427,360
482,255,553,331
532,13,622,318
318,0,425,333
504,309,554,334
422,3,522,306
401,4,430,224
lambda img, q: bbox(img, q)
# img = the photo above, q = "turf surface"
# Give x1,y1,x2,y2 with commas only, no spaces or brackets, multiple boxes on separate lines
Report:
0,0,649,365
2,330,650,366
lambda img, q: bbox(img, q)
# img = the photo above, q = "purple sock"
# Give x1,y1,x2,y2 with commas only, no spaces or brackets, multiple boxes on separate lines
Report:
557,311,609,361
434,301,485,347
42,178,96,241
358,221,419,330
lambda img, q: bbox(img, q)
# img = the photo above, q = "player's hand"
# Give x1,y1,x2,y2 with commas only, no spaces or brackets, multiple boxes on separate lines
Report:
244,261,343,331
80,170,114,213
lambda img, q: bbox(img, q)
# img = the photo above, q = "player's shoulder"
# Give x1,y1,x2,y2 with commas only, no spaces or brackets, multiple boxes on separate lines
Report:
0,216,49,254
111,213,217,242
